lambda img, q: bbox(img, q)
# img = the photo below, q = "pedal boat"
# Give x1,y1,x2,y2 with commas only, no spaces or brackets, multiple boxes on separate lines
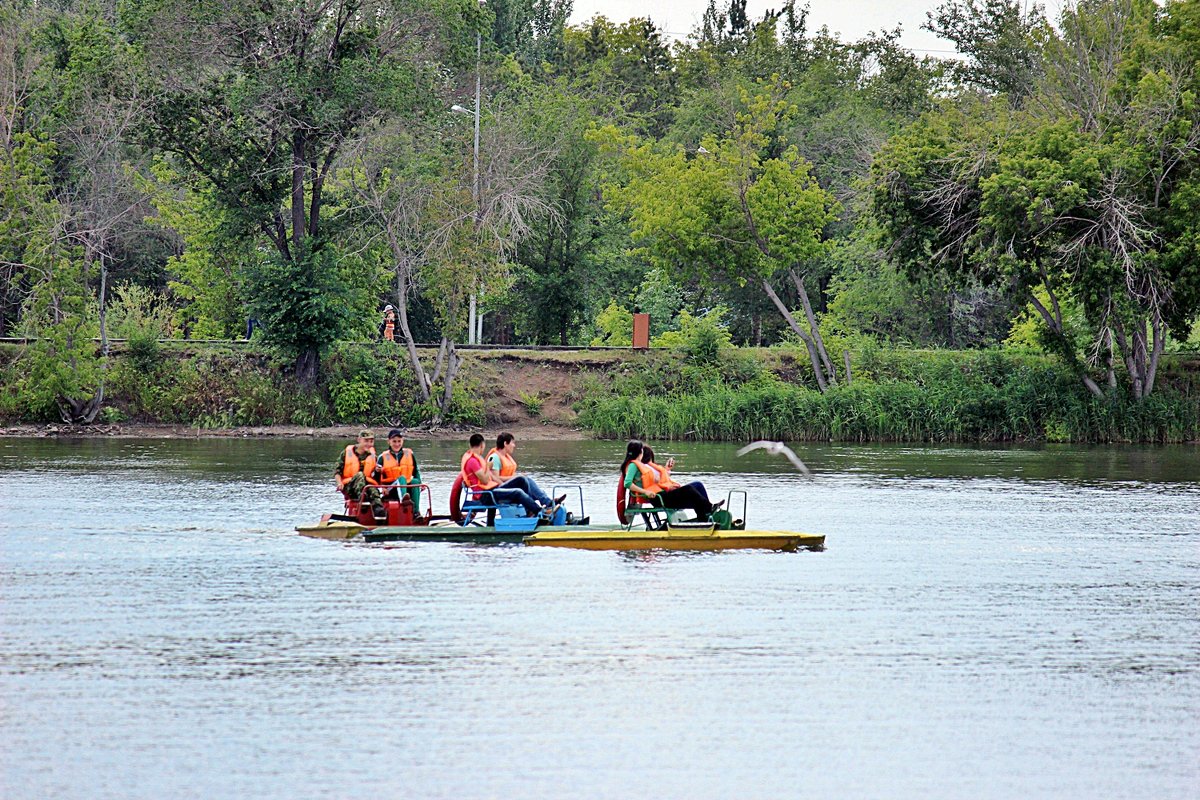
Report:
523,523,823,552
296,484,825,552
524,487,823,551
296,483,595,544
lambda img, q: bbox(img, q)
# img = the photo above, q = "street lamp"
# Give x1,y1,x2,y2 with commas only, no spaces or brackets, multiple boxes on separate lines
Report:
450,2,486,345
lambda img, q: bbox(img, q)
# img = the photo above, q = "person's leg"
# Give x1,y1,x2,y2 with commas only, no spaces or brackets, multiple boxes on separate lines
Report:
488,487,542,517
499,476,552,507
658,483,713,518
346,474,384,515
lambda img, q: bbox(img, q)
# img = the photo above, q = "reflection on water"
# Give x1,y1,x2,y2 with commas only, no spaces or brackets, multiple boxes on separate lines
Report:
1,437,1198,799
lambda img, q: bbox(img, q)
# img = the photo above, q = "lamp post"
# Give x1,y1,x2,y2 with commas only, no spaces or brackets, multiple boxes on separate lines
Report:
451,1,486,345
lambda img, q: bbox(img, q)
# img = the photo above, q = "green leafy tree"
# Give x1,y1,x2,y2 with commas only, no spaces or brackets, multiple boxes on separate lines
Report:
596,84,841,389
560,15,676,136
873,0,1200,403
127,0,485,383
924,0,1046,101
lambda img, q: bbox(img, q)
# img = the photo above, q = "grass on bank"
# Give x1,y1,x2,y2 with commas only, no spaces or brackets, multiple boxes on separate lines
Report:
574,344,1200,444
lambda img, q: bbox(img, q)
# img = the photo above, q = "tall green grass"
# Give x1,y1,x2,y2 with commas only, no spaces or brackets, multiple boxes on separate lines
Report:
577,352,1200,443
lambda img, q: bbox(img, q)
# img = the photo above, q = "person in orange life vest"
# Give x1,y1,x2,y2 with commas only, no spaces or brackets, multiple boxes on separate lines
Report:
335,429,384,518
372,428,422,506
641,445,681,490
485,432,566,510
461,433,543,517
380,305,396,342
621,439,719,520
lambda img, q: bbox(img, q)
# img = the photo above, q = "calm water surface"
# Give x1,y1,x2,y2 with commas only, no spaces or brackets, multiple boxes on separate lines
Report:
1,437,1197,799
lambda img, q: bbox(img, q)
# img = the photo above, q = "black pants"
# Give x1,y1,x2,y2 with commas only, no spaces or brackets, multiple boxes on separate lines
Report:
657,481,713,518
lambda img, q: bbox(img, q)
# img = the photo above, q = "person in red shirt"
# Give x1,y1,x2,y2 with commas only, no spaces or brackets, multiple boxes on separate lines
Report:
461,433,545,517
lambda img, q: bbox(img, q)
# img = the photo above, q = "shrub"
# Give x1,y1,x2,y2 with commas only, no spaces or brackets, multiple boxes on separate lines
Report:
125,332,162,373
331,378,374,422
518,390,544,416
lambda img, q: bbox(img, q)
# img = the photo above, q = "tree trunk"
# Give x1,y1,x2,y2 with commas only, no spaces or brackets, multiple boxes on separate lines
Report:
437,340,460,422
790,269,837,385
1145,316,1164,397
86,249,109,425
430,337,448,387
295,348,319,387
393,268,431,403
761,278,828,391
291,131,307,249
1029,292,1105,399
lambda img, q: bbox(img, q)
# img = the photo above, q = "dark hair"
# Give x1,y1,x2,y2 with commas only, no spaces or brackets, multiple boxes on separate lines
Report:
469,433,485,448
642,445,656,463
496,432,514,449
621,439,643,476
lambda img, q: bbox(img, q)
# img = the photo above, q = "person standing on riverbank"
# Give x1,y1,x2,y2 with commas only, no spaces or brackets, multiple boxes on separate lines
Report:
335,430,384,519
373,428,421,506
380,305,396,342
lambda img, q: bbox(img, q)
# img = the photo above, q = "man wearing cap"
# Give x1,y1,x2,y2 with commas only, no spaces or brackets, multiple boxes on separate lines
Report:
372,428,422,507
335,429,384,519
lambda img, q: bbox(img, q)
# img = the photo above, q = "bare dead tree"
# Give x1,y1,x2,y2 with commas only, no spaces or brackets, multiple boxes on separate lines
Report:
344,110,557,422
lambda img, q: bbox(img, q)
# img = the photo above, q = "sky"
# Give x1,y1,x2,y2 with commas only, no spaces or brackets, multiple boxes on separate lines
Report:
568,0,962,56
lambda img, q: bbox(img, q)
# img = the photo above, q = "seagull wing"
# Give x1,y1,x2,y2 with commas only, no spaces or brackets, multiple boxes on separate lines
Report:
736,441,772,457
782,448,811,476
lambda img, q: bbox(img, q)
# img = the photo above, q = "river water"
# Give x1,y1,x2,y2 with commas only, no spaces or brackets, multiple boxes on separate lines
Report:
1,437,1197,799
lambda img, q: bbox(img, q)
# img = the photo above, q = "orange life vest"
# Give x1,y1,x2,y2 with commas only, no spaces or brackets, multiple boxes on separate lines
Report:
648,461,680,490
633,461,662,496
383,319,395,341
485,447,517,478
339,444,377,489
376,448,414,483
460,450,499,491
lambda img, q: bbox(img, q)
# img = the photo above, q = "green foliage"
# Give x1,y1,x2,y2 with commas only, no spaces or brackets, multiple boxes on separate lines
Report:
242,243,364,377
653,307,734,363
634,268,684,336
596,84,839,290
331,378,374,422
322,341,427,425
578,355,1200,443
107,283,175,340
142,164,247,338
590,301,633,346
20,250,105,423
518,390,544,415
124,333,162,373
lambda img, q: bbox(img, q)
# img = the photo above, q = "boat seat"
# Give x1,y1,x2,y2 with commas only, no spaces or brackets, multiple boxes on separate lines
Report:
622,505,687,531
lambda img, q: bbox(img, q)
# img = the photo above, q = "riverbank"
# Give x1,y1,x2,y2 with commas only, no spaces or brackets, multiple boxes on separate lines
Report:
0,422,587,440
3,341,1199,443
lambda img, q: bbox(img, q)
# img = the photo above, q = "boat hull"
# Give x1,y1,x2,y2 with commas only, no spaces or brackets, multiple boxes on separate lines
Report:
297,520,824,552
296,520,529,544
523,529,824,552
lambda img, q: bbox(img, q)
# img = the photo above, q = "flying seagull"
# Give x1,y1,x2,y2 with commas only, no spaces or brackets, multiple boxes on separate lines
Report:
736,441,811,476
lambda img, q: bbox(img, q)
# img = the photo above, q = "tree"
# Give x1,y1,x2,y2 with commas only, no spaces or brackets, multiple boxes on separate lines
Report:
128,0,485,384
924,0,1046,101
596,83,841,389
345,99,553,418
872,45,1200,401
1,5,151,421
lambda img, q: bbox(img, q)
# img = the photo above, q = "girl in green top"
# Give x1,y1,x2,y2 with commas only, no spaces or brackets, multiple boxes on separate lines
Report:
621,439,717,519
